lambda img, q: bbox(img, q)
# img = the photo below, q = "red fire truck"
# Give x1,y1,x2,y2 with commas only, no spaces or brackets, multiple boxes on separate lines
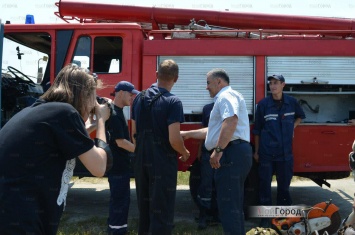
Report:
1,0,354,188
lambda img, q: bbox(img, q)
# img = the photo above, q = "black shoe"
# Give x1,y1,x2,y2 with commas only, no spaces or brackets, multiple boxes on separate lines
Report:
259,218,272,228
198,208,208,230
198,220,207,230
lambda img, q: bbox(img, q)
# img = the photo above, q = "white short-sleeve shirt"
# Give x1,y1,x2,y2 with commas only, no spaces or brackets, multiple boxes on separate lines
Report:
205,86,250,151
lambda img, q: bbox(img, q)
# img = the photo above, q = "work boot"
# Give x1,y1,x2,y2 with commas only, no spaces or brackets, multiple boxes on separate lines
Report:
198,208,207,230
259,218,272,228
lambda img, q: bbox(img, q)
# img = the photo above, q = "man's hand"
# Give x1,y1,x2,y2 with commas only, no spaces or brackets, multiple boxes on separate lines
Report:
179,150,190,162
253,152,259,163
210,151,223,169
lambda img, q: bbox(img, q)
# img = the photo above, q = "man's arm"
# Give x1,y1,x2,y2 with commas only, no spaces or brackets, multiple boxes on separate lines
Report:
294,117,302,128
210,115,238,169
169,122,190,161
131,120,136,145
180,127,208,140
116,139,135,153
215,115,238,149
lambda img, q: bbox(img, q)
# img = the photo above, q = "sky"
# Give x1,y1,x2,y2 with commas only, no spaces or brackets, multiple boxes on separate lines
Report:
0,0,354,24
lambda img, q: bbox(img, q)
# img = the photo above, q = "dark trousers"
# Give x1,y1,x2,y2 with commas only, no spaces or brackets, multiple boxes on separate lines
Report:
215,142,252,235
198,150,217,212
258,159,294,206
134,135,178,235
107,172,131,235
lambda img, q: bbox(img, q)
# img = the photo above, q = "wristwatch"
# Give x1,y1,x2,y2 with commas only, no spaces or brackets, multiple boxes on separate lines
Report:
214,146,224,153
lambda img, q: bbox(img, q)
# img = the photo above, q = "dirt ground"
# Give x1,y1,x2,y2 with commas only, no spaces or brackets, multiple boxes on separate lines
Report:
63,176,355,234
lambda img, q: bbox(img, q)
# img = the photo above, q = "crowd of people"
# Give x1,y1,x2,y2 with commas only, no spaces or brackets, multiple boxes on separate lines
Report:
11,59,355,234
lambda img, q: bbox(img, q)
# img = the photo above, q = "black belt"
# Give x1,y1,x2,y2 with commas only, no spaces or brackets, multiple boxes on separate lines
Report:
227,139,249,147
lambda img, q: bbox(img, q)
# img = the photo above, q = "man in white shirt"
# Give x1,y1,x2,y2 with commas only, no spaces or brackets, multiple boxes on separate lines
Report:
181,68,252,235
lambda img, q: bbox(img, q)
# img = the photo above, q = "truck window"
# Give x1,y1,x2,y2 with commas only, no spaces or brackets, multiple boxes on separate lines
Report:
72,36,91,69
72,36,123,73
2,32,50,126
93,36,123,73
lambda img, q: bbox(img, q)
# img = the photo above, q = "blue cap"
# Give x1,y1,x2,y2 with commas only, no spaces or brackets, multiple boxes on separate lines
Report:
267,74,285,82
111,81,139,96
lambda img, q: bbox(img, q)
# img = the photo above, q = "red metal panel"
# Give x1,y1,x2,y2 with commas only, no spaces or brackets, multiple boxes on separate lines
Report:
293,125,354,172
255,56,266,104
179,123,203,172
143,39,355,56
141,56,157,90
57,0,355,30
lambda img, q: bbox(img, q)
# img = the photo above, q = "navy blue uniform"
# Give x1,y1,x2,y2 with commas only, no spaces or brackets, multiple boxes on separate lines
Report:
106,104,132,235
197,103,218,216
253,94,305,206
132,86,184,235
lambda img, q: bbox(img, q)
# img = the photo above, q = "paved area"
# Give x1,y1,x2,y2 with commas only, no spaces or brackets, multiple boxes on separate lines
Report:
65,176,355,234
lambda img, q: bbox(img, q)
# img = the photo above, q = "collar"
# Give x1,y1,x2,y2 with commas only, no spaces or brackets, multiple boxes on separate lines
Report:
113,104,123,110
266,93,290,107
214,86,231,102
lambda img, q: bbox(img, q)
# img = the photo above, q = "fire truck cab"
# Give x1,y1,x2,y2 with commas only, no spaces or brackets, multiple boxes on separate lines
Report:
1,0,355,187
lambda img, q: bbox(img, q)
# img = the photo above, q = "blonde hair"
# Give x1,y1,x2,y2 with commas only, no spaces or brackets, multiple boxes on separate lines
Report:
157,59,179,81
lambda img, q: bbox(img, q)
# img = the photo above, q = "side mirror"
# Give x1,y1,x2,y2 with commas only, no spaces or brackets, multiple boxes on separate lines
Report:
37,56,48,83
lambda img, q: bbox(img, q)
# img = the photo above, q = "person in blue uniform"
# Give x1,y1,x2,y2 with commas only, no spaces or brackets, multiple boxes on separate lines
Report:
106,81,139,235
195,102,219,230
0,64,112,235
181,68,252,235
131,59,190,235
252,74,305,227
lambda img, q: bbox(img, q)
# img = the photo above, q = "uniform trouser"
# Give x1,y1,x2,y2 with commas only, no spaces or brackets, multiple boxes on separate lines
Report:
258,159,294,206
215,142,252,235
134,135,177,235
198,150,217,211
107,172,131,235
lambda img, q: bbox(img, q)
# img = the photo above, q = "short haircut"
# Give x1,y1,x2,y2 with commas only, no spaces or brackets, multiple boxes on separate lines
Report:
158,59,179,81
40,64,98,117
207,68,230,84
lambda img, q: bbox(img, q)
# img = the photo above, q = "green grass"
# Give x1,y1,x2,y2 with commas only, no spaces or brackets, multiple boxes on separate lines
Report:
177,171,190,185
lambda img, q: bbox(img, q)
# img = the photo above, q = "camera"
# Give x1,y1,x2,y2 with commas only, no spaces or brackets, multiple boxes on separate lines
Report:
96,96,108,105
96,96,113,119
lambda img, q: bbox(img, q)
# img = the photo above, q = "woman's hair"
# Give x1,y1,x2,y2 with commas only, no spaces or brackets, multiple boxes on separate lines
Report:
40,64,99,117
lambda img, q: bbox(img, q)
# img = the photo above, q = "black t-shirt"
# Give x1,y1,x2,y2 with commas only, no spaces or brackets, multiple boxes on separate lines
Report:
106,104,131,174
0,99,94,235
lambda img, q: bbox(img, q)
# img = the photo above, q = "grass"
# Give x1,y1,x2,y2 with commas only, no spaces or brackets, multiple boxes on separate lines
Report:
57,172,321,234
57,171,225,235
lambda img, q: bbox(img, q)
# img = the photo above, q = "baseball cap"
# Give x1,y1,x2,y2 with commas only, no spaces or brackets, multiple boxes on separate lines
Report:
267,74,285,82
110,81,139,96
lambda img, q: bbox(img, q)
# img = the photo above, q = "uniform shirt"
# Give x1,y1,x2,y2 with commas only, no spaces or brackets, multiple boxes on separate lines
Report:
0,99,93,235
205,86,250,151
132,86,184,142
252,93,306,161
106,104,131,174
